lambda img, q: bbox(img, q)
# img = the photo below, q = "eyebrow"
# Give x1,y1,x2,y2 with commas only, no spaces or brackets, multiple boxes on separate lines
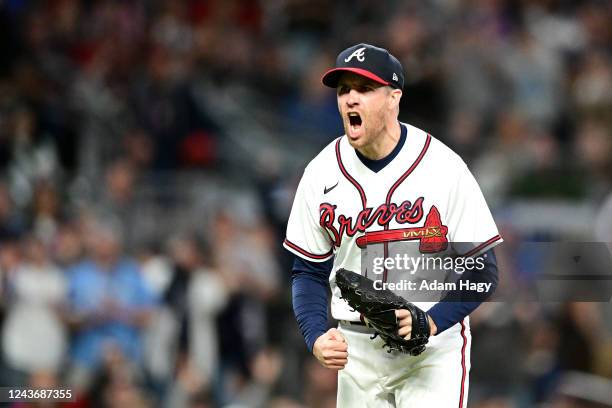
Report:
338,80,381,88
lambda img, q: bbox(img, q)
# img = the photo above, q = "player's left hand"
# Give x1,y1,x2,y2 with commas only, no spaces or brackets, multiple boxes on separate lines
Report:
396,309,437,338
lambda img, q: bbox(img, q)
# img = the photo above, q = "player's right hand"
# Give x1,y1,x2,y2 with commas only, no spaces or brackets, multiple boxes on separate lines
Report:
313,328,348,370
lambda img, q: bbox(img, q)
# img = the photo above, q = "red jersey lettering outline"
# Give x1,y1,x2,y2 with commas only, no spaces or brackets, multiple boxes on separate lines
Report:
319,197,425,247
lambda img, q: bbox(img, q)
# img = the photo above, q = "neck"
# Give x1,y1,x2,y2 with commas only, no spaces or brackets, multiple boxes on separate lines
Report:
356,120,401,160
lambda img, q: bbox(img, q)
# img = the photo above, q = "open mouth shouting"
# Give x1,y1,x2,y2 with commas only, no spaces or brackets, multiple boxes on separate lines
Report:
347,112,363,139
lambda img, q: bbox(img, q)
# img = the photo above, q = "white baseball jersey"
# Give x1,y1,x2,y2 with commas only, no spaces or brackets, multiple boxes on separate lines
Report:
285,122,502,407
284,122,502,322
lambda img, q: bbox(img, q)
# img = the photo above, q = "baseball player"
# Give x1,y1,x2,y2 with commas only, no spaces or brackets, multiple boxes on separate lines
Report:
284,43,502,407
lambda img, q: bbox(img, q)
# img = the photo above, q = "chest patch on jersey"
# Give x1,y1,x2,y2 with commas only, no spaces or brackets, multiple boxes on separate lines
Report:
356,206,448,253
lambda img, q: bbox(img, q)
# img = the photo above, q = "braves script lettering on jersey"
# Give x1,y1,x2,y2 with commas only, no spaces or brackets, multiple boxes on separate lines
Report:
285,43,502,407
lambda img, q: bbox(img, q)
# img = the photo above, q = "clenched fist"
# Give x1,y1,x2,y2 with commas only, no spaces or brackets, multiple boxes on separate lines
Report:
313,328,348,370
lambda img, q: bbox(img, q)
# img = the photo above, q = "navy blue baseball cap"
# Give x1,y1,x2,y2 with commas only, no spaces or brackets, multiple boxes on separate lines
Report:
322,43,404,90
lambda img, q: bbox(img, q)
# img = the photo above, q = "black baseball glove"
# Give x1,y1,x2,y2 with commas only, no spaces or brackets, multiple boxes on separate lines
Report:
335,269,430,356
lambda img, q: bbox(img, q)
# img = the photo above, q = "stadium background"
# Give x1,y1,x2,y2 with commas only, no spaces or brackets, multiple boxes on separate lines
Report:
0,0,611,407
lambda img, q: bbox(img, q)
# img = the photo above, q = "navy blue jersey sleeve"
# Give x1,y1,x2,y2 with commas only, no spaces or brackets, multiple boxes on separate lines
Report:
291,257,334,352
427,248,498,334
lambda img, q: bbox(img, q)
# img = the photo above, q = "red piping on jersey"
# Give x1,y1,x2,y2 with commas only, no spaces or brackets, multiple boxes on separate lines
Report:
462,235,502,257
283,239,333,260
382,133,432,282
335,138,367,209
385,134,432,204
459,319,468,408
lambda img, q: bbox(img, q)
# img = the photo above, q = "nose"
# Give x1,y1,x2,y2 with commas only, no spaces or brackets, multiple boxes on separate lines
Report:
346,89,360,107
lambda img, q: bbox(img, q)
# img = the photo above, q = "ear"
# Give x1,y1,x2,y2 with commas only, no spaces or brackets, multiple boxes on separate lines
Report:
388,89,402,109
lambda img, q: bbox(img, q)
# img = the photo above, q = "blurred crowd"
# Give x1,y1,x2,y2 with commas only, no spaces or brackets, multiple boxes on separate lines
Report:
0,0,611,407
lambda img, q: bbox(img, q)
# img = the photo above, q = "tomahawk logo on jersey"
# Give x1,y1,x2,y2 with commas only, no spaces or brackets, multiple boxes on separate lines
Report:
284,122,502,322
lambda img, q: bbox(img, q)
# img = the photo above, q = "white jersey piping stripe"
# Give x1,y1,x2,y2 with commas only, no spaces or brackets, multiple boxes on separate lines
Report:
283,238,334,261
385,133,432,204
461,234,502,257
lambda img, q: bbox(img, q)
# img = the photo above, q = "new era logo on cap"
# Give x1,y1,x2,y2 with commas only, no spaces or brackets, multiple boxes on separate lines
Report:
322,43,404,90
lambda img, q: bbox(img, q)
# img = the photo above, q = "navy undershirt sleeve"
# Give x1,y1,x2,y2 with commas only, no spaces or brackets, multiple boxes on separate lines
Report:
427,248,499,334
291,257,334,352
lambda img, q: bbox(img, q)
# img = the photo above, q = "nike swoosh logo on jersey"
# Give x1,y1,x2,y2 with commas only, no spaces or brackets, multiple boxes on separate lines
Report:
324,181,339,194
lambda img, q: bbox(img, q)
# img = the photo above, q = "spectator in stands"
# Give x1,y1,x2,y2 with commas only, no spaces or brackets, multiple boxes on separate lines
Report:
29,180,63,245
145,234,227,404
66,218,156,388
1,236,67,384
0,181,26,241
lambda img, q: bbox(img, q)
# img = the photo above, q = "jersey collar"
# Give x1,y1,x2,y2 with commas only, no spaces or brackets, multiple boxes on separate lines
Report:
354,122,407,173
